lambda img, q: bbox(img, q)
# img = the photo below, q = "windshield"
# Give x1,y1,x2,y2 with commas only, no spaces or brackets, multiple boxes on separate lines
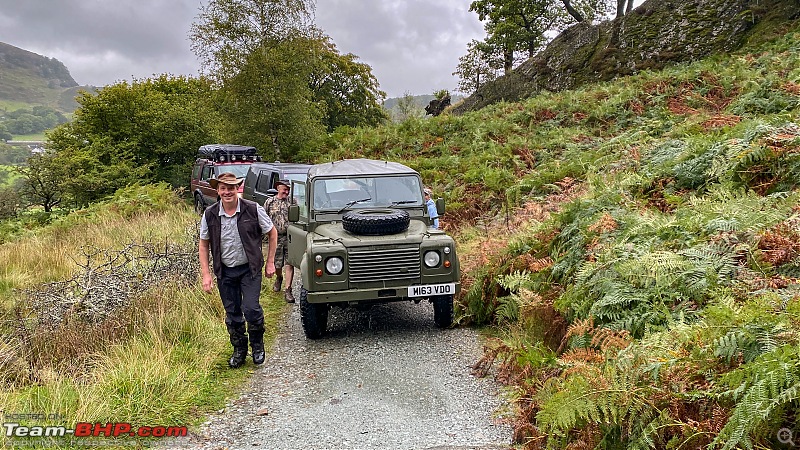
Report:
286,173,306,183
217,164,251,179
312,176,423,210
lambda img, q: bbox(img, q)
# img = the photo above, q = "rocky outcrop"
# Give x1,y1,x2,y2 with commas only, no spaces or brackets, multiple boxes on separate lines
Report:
452,0,800,114
425,94,451,116
0,42,78,88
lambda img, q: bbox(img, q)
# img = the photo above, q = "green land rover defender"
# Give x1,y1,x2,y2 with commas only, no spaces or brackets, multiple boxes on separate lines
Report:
286,159,460,338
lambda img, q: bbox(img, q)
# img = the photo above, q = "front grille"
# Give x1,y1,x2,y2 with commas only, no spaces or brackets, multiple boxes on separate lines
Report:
348,246,420,283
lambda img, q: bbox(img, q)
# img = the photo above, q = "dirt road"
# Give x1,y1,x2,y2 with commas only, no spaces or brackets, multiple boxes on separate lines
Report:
171,294,512,450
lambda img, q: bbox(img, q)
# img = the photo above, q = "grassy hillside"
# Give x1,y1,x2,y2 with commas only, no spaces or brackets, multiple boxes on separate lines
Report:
0,41,94,114
0,185,287,448
312,20,800,449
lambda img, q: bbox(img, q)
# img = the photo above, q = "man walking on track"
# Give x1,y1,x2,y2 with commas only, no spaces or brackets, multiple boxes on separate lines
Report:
199,172,277,368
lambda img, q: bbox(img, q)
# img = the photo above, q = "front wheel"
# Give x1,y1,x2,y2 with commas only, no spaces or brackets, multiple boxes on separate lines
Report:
299,287,328,339
194,194,206,215
432,295,453,328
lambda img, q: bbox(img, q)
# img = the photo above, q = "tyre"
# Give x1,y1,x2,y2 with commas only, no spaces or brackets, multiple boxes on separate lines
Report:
299,287,328,339
194,194,206,215
342,209,410,236
432,294,453,328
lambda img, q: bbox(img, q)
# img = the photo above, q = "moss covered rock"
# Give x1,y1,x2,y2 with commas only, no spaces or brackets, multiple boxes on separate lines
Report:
452,0,800,114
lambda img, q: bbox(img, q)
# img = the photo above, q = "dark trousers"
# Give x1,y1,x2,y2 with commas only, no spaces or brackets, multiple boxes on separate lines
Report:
219,263,264,327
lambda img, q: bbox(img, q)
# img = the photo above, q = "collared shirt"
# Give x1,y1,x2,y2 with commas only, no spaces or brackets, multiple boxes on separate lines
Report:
426,198,439,229
200,199,274,267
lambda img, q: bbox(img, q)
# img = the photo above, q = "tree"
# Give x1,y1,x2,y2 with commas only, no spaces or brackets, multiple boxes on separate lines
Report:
45,75,219,197
190,0,315,82
392,92,424,122
615,0,634,18
307,33,388,132
470,0,557,73
0,124,12,142
17,150,63,212
216,35,325,161
454,40,501,94
45,129,150,207
0,144,30,164
191,1,388,160
469,0,613,74
0,186,21,219
562,0,585,22
1,106,68,137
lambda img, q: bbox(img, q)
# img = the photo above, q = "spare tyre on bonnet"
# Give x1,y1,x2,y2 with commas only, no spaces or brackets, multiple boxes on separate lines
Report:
285,159,460,339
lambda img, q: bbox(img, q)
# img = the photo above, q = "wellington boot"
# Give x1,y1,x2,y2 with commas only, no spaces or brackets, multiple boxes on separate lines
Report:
228,347,247,368
248,322,266,365
226,324,248,368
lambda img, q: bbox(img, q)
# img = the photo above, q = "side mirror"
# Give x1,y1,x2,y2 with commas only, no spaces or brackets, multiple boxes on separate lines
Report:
288,204,299,222
435,198,445,216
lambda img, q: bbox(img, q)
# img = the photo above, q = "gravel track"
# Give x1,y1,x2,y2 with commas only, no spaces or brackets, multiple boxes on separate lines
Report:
169,282,512,450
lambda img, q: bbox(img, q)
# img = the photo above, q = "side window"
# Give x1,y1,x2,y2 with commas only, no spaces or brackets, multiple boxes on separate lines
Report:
269,172,278,190
192,164,201,179
201,165,212,181
292,181,307,221
256,170,271,193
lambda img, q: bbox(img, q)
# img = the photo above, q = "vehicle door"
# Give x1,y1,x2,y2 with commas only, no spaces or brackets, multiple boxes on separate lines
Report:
253,169,278,206
190,163,202,193
200,164,217,205
287,180,308,268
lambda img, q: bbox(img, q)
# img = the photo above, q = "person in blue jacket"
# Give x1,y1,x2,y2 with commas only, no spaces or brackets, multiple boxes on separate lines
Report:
424,188,439,229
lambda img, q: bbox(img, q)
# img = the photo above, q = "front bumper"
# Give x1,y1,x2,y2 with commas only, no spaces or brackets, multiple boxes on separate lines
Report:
305,282,461,304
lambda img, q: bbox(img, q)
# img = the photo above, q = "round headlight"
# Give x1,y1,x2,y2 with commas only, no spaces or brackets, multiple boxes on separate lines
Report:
424,250,440,268
325,256,344,275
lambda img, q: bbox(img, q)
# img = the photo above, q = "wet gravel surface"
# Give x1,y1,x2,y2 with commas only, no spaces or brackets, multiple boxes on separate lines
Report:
169,283,512,450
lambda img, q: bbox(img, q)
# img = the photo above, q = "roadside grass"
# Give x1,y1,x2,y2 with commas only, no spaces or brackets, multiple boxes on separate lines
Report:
1,285,286,449
0,184,289,448
0,184,194,299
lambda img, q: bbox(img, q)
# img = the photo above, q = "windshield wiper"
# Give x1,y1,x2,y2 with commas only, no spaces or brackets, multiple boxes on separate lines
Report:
389,200,417,206
337,198,371,214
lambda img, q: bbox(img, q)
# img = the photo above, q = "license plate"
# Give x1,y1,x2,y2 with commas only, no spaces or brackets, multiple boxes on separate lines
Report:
407,283,455,298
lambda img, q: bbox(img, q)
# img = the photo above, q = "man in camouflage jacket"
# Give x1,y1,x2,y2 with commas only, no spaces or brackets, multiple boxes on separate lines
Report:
263,179,295,303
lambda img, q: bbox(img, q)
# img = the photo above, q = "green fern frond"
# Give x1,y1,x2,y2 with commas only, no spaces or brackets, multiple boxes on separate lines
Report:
536,371,660,447
496,295,520,323
497,270,532,292
713,345,800,449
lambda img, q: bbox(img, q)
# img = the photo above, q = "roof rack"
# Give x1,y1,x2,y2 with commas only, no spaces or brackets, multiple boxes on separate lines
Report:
198,144,262,162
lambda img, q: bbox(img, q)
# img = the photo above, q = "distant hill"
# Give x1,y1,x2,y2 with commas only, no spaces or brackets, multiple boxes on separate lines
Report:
0,41,96,114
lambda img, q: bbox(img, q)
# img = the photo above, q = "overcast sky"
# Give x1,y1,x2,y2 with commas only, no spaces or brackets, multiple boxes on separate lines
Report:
0,0,486,98
0,1,643,99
